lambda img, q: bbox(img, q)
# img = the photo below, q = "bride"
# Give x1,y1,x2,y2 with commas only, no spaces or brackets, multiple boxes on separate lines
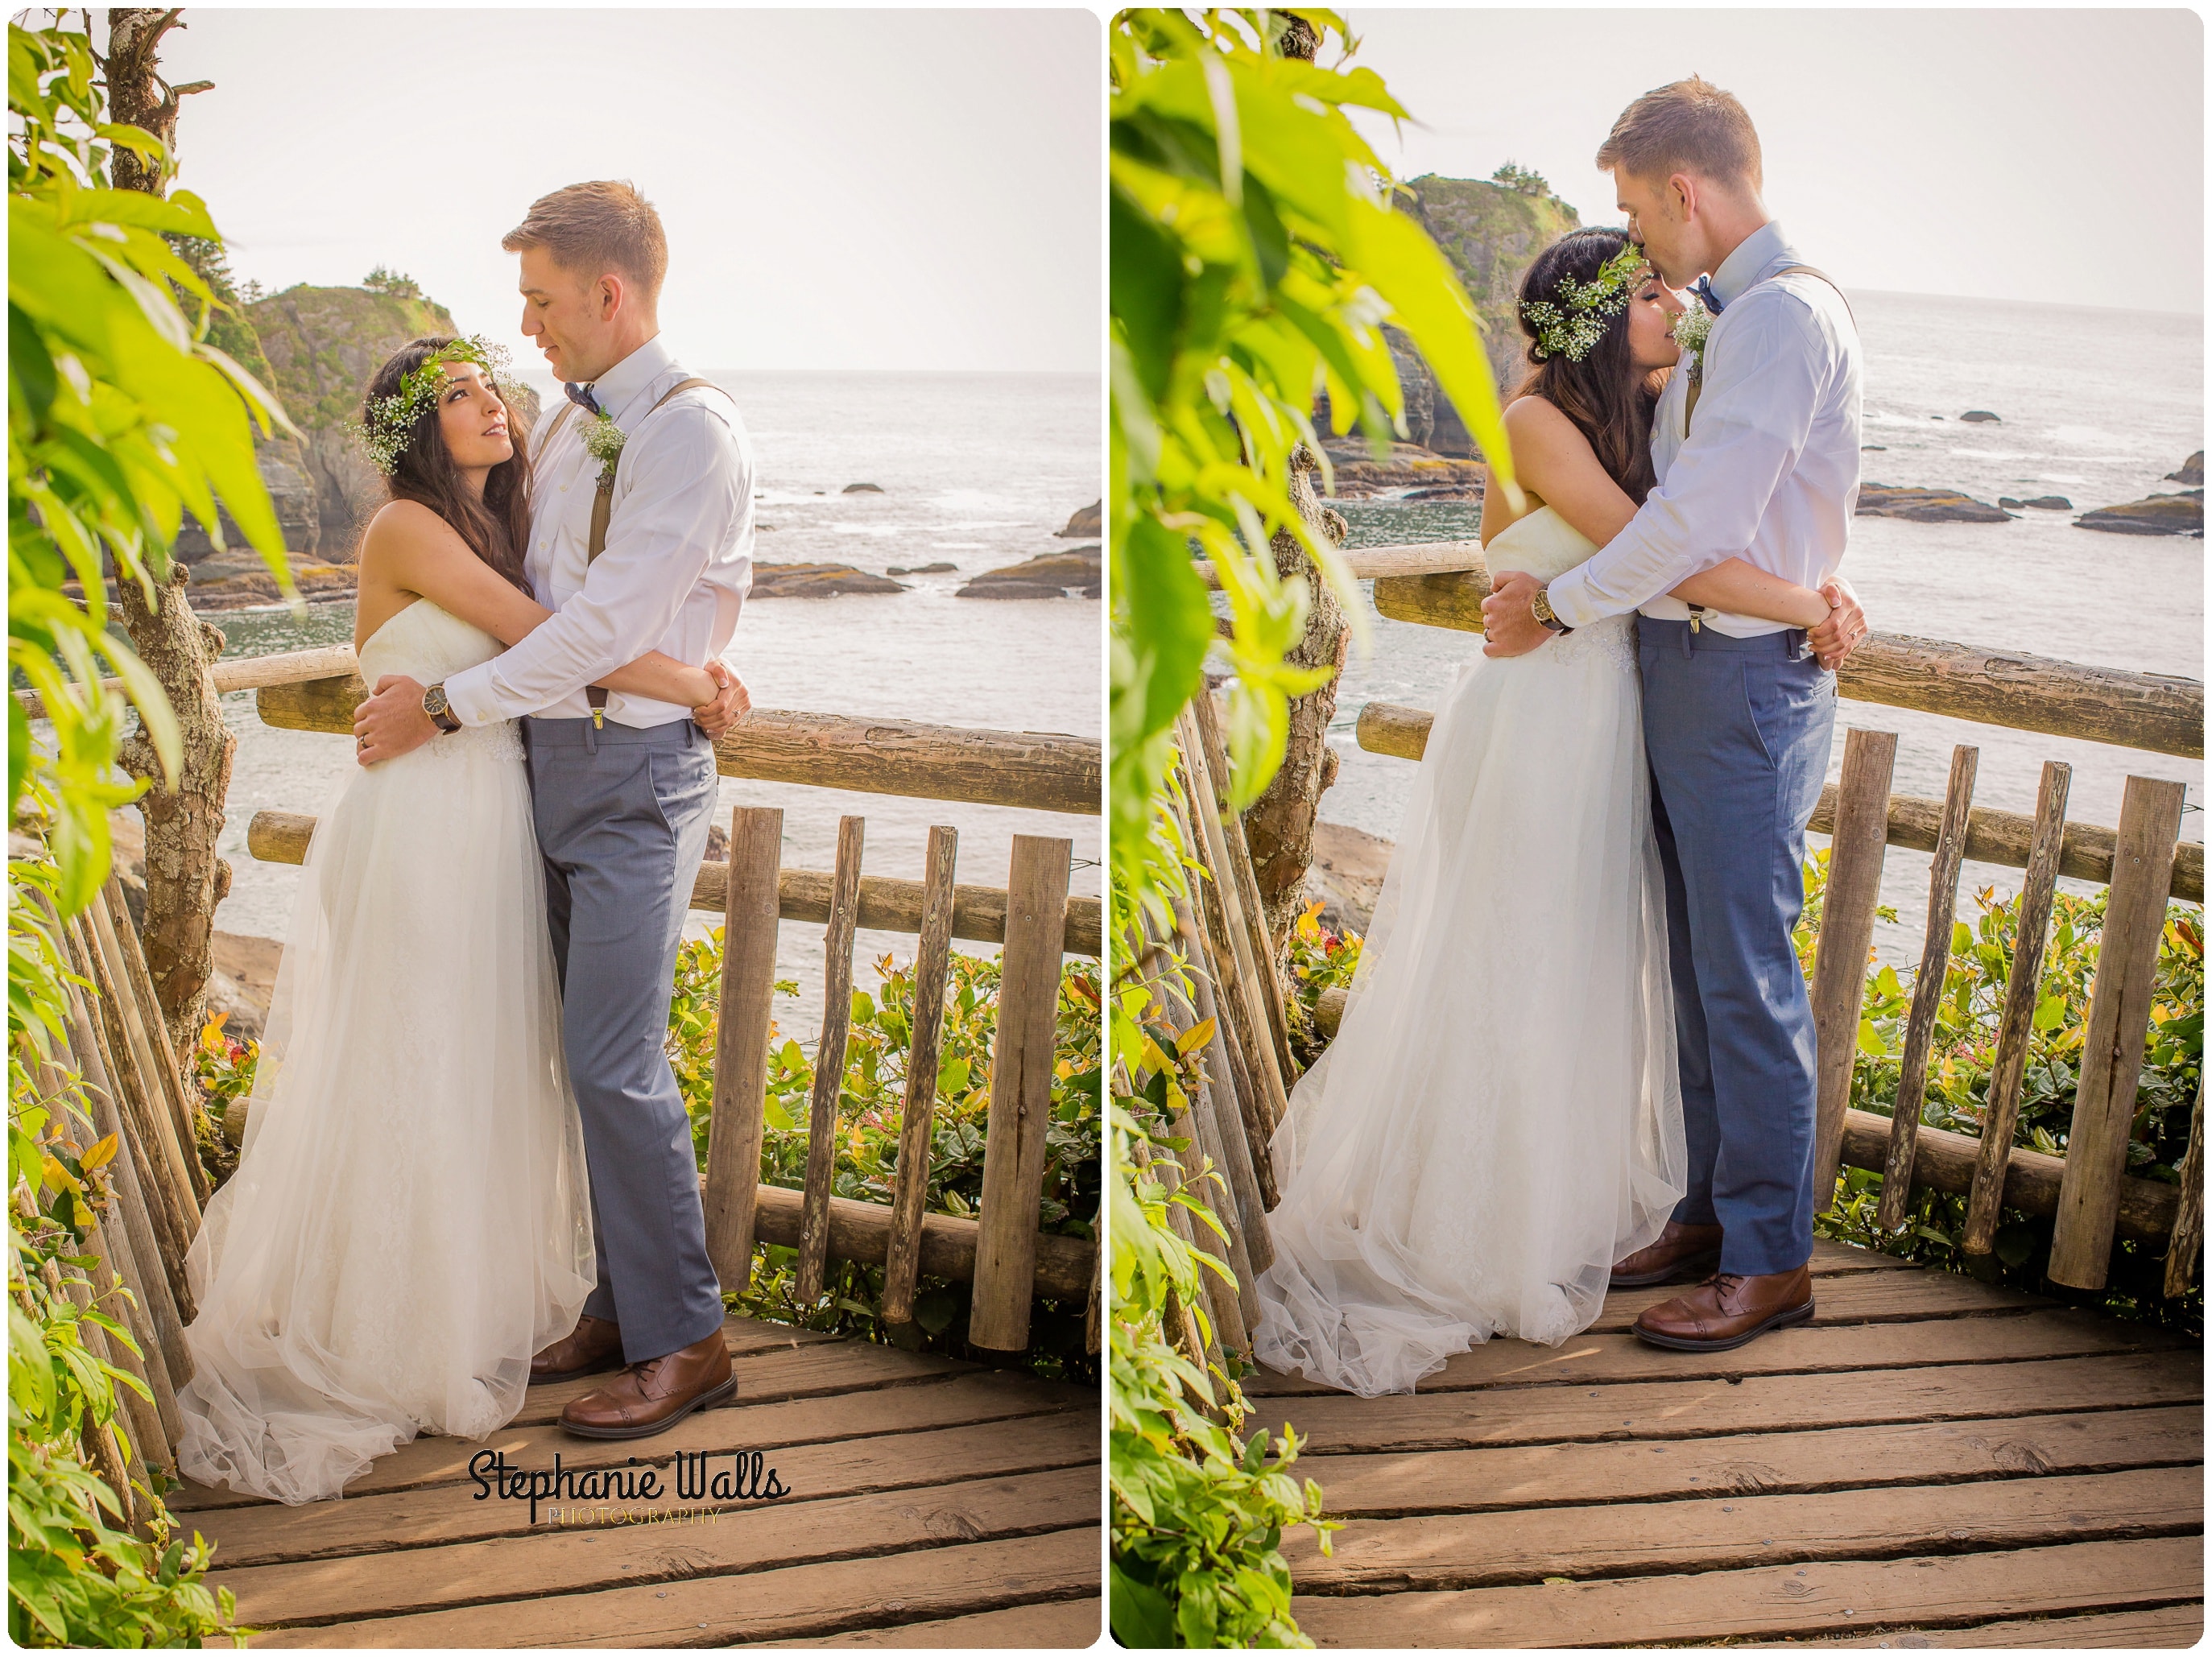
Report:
174,337,738,1503
1251,229,1839,1397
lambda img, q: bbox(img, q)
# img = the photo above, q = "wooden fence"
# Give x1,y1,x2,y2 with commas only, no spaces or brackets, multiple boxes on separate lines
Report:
23,643,1104,1384
1329,540,2206,1299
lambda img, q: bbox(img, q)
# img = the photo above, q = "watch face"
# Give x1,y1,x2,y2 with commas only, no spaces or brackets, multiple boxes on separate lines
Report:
423,686,449,717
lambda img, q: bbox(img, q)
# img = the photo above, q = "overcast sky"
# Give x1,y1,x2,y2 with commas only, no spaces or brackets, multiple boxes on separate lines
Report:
156,9,1100,372
1338,8,2202,314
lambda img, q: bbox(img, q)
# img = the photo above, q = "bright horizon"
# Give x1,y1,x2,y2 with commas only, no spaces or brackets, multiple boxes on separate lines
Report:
154,9,1102,374
1341,8,2204,317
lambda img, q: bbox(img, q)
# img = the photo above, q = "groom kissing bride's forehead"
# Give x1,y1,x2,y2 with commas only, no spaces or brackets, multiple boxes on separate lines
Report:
1256,76,1876,1399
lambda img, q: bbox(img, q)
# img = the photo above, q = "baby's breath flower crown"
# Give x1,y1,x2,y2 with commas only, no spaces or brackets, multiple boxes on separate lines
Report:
352,335,524,476
1522,242,1652,365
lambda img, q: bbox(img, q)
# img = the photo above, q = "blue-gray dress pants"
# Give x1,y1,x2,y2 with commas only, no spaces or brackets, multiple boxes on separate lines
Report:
1635,618,1837,1277
523,715,727,1362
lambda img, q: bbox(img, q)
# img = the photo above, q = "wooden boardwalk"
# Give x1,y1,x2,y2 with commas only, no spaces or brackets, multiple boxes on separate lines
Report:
167,1316,1101,1647
1246,1240,2202,1647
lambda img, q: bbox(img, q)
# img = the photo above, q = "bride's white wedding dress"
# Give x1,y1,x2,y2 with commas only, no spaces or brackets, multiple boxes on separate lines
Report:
1252,506,1686,1397
175,600,595,1504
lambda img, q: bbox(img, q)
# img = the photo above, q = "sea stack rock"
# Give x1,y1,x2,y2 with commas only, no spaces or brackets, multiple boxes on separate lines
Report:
1855,484,2012,523
2167,452,2204,486
2075,491,2204,537
956,543,1102,599
748,563,908,597
1057,500,1102,537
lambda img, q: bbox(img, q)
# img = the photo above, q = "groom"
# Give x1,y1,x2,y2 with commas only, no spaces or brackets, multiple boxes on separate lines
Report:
1484,80,1870,1353
352,180,755,1436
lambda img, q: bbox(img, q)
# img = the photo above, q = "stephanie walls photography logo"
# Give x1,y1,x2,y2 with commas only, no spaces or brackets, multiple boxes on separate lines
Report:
471,1448,792,1526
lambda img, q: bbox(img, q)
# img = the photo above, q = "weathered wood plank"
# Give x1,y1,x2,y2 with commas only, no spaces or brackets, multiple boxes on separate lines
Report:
1193,687,1300,1093
1839,1105,2179,1244
704,807,784,1295
1881,745,1980,1232
1239,1304,2180,1398
248,1525,1102,1648
1274,1351,2201,1454
247,810,1103,957
217,1466,1098,1630
1286,1466,2201,1591
1965,762,2071,1257
883,826,958,1328
1276,1404,2202,1519
2049,776,2189,1289
2167,1080,2206,1298
172,1366,1088,1511
1813,728,1898,1209
1362,576,2204,758
969,836,1073,1352
1594,1265,2044,1331
1743,1604,2204,1647
1288,1535,2204,1648
190,1413,1101,1569
1353,702,2205,901
745,1598,1101,1647
255,676,1102,814
797,816,866,1304
742,1182,1096,1302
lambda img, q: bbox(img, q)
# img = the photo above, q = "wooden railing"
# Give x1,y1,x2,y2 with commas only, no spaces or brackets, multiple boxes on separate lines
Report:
224,647,1103,1352
1332,545,2206,1298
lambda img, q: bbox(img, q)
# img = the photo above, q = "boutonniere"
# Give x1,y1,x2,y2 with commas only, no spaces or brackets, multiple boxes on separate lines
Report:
581,411,626,490
1672,307,1714,384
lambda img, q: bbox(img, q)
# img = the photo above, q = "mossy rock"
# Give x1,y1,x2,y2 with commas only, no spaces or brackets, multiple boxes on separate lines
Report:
2075,490,2204,537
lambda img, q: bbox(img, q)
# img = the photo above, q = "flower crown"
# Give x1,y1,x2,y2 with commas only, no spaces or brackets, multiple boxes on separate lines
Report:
351,335,523,475
1522,242,1652,365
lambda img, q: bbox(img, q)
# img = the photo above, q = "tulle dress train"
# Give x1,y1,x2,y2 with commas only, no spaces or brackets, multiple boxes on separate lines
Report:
1252,506,1687,1398
173,601,595,1504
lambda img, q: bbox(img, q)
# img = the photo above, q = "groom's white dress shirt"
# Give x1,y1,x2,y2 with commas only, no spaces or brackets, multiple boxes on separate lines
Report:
442,335,754,728
1542,220,1862,637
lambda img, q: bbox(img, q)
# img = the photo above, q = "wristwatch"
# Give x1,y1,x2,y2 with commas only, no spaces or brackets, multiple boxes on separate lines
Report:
1530,585,1574,634
421,682,461,734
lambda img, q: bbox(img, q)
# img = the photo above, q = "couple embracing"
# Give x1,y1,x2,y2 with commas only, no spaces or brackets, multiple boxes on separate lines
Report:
1255,79,1875,1396
176,182,756,1503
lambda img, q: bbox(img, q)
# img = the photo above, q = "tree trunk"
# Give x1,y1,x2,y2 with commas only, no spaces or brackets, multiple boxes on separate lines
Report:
1240,445,1350,952
106,8,234,1056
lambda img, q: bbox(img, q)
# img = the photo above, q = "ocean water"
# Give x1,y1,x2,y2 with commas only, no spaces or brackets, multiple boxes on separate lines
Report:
1321,291,2204,962
210,370,1102,1033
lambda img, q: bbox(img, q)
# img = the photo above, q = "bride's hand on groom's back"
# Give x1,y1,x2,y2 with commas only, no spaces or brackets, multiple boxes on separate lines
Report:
691,659,750,739
1807,579,1867,671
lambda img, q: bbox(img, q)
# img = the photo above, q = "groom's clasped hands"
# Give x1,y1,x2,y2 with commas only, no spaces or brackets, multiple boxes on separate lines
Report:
1480,568,1868,668
350,658,751,767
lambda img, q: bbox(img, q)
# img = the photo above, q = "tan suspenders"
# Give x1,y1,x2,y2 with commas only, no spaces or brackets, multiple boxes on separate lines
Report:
540,375,730,714
1684,264,1853,432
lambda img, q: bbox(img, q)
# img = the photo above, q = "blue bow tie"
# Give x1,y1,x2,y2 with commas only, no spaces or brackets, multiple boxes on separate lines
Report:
1692,275,1725,316
563,382,602,416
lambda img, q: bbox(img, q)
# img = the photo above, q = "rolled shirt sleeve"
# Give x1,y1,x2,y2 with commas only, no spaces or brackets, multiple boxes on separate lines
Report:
1543,291,1829,630
443,404,749,725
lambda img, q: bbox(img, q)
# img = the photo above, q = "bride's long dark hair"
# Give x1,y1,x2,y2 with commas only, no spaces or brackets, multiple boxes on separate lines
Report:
1513,228,1664,503
362,337,534,592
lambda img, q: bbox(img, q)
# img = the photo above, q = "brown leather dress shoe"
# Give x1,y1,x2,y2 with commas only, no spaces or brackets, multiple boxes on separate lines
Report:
1610,1220,1725,1288
531,1314,625,1384
558,1330,736,1440
1631,1263,1815,1352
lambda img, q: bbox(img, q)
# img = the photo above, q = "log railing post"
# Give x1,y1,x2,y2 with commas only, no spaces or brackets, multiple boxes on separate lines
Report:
2046,776,2188,1290
796,816,865,1305
969,835,1073,1353
883,825,958,1329
702,807,784,1297
1962,761,2073,1260
2164,1081,2205,1299
1878,745,1978,1232
1810,727,1898,1211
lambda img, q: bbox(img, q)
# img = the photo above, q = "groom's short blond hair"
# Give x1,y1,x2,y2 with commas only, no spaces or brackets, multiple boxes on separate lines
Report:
503,180,669,305
1596,77,1763,194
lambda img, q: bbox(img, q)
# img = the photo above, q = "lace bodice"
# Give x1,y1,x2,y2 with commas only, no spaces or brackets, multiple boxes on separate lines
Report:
1482,508,1637,671
356,601,521,763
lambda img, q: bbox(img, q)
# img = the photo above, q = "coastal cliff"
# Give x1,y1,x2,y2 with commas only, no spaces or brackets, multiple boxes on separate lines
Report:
1321,171,1580,461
